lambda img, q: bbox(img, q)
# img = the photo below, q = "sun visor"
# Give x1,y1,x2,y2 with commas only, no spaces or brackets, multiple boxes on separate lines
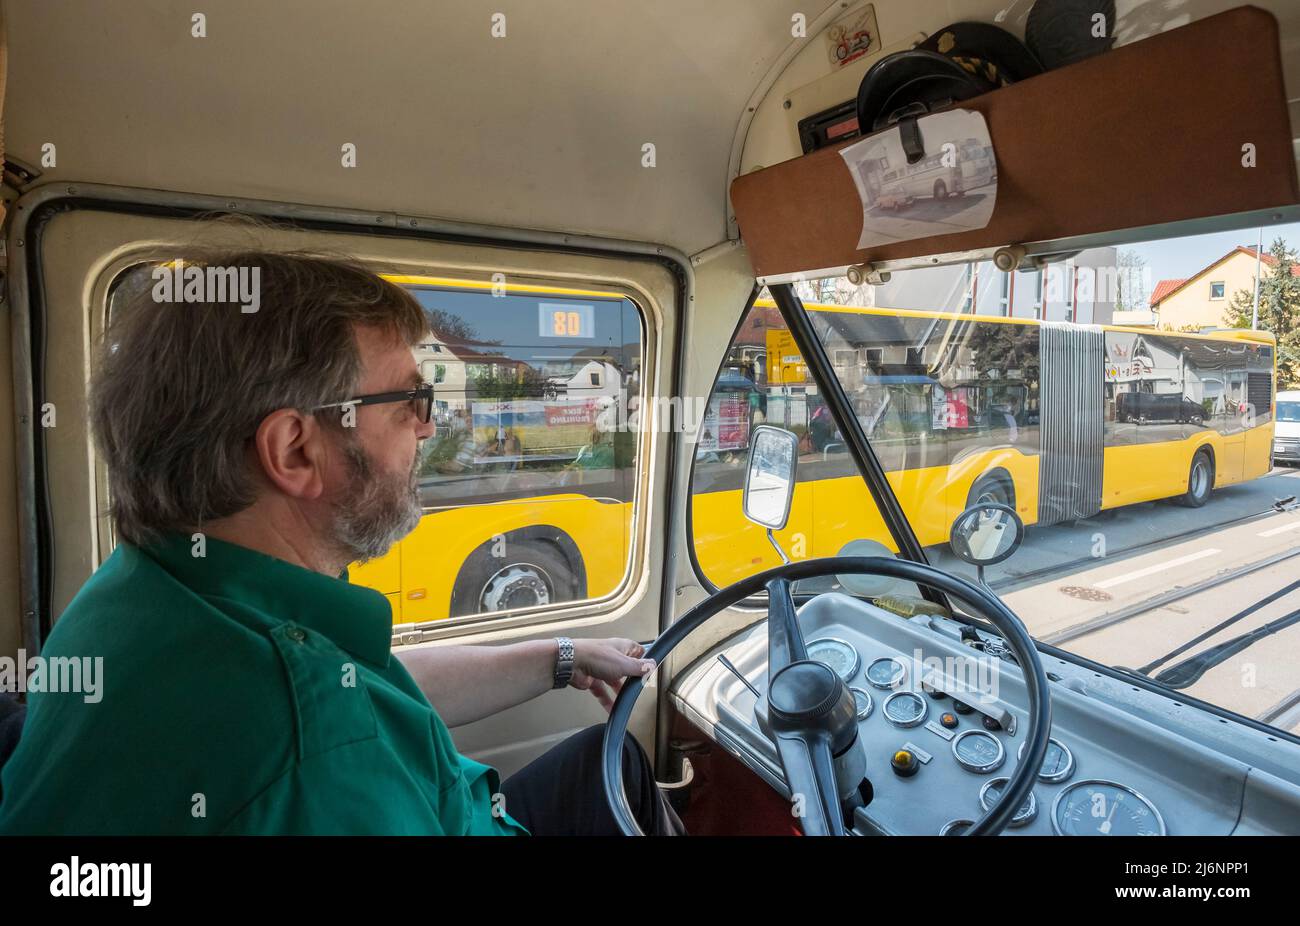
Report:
730,6,1299,281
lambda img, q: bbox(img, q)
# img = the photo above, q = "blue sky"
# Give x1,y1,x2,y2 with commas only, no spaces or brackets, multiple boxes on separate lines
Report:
1124,222,1300,295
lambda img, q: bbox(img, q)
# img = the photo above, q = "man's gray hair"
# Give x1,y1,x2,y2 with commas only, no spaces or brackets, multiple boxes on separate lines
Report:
89,250,427,546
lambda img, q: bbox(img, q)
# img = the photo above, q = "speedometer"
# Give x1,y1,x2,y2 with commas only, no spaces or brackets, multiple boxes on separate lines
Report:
1051,780,1166,836
951,729,1005,774
806,637,860,683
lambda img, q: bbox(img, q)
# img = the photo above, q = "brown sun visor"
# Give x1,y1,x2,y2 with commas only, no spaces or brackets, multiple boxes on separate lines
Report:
730,6,1299,280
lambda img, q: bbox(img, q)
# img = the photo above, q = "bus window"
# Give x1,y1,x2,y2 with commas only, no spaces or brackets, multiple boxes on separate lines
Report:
690,226,1290,736
107,269,647,625
358,279,647,623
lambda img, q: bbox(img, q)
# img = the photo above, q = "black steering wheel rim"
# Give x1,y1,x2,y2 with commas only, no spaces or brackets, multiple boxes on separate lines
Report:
602,555,1052,835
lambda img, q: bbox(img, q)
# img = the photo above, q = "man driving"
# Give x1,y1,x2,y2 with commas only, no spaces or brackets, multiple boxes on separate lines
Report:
0,251,684,836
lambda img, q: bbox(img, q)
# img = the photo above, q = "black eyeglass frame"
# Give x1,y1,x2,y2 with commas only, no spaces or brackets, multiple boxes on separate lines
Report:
313,382,434,423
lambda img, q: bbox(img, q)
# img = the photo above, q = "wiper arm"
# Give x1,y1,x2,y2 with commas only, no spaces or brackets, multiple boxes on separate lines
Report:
1151,606,1300,689
1136,577,1300,676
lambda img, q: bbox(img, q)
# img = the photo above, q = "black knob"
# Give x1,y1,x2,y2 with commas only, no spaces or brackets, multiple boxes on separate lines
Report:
952,700,974,714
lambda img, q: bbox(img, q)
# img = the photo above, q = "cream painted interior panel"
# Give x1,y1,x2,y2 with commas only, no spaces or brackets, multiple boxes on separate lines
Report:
29,202,680,774
5,0,804,259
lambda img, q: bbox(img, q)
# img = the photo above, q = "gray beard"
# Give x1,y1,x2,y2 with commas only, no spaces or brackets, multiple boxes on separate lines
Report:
331,436,423,566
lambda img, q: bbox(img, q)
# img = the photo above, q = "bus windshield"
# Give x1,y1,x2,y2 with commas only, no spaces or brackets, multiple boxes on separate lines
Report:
691,226,1300,737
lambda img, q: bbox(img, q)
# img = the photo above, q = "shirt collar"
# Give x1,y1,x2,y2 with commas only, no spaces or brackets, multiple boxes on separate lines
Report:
138,531,393,668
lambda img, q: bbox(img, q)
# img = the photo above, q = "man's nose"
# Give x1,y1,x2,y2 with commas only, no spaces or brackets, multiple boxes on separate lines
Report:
415,415,437,440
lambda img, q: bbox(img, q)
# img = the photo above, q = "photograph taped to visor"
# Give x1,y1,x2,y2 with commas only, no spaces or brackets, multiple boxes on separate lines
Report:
839,108,997,249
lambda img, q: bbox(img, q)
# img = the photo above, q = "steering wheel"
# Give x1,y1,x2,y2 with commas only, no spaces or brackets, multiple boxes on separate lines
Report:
602,555,1052,835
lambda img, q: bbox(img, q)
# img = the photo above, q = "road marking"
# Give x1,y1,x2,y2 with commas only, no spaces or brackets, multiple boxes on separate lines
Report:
1257,520,1300,538
1092,548,1221,590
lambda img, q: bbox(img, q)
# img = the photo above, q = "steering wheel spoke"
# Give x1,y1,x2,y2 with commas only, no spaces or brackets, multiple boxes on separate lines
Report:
773,728,846,836
765,576,807,675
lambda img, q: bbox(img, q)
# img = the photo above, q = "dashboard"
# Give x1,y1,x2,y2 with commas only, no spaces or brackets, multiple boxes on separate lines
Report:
669,592,1300,835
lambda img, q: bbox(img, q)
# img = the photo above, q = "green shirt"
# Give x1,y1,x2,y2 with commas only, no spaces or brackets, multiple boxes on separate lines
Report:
0,532,528,836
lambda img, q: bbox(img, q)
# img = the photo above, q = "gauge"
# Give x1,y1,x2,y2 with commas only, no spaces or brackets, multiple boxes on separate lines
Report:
806,638,860,683
1051,780,1166,836
865,656,906,690
940,819,973,836
979,777,1038,827
952,729,1005,774
882,691,928,728
850,686,874,720
1018,737,1075,783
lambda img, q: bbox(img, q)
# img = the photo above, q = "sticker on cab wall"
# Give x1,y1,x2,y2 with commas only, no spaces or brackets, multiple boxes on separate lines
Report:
826,5,880,69
837,108,997,250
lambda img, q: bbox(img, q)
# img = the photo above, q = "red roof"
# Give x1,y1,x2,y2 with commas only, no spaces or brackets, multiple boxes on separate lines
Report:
1148,278,1187,306
1149,245,1300,307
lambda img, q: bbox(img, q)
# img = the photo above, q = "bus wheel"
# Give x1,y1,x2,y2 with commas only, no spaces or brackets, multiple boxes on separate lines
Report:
1174,450,1214,508
450,540,581,616
934,180,948,200
967,473,1015,511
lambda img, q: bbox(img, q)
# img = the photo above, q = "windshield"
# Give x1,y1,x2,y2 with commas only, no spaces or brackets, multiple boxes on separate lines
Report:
691,227,1300,738
1280,401,1300,423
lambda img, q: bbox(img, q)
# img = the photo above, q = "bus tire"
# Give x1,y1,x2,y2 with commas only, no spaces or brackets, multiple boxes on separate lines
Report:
967,472,1015,512
450,536,585,617
1173,449,1214,508
934,179,948,200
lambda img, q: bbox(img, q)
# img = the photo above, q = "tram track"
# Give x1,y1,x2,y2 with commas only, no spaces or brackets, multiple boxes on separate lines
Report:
1042,545,1300,645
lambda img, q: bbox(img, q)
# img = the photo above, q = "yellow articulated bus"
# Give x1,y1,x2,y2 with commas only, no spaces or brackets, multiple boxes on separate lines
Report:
349,283,1277,619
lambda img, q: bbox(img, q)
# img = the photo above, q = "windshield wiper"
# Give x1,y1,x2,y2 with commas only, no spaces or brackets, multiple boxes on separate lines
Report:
1134,577,1300,679
1150,607,1300,689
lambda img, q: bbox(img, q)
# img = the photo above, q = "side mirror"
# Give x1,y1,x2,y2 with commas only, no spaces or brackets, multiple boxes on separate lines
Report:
949,502,1023,587
743,426,798,531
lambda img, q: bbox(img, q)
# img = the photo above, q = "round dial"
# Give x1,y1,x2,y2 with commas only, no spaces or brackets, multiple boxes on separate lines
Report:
850,686,874,720
979,777,1038,827
1051,780,1166,836
952,729,1005,774
1018,737,1075,783
882,691,928,728
806,638,860,683
865,656,907,690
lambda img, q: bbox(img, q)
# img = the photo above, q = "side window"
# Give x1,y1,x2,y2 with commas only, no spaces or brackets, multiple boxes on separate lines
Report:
105,267,647,625
401,281,645,622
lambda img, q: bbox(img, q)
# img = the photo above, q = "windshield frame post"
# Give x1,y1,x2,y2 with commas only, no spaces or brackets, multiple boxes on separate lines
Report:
768,282,949,611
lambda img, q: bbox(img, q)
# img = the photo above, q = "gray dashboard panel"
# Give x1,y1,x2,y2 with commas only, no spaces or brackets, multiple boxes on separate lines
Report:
669,592,1300,835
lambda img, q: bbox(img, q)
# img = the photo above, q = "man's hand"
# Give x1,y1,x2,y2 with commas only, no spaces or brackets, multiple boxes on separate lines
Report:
568,638,656,714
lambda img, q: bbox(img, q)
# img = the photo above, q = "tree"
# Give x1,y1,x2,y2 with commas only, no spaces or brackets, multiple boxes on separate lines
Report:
1115,249,1150,313
1226,237,1300,388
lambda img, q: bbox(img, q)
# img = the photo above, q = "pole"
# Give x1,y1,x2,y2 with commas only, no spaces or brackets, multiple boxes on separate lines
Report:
1252,227,1262,330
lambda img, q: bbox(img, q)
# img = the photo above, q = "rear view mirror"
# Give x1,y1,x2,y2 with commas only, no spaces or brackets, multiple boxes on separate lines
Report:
949,503,1024,582
743,426,798,530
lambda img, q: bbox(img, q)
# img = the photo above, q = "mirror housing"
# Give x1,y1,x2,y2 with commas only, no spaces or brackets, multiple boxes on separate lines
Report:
949,502,1024,568
743,426,798,531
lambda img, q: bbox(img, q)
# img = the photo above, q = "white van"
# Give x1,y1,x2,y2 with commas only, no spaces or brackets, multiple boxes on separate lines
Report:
1277,389,1300,464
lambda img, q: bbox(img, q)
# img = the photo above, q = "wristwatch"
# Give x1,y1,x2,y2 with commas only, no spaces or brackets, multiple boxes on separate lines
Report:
552,636,576,689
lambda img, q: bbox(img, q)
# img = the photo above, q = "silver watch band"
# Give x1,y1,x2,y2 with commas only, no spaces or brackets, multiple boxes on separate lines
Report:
552,636,576,689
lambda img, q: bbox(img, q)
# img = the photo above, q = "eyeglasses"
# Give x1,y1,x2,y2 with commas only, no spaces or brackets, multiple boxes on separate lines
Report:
314,382,434,423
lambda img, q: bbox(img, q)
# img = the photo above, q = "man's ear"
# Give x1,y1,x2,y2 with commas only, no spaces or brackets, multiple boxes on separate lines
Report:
253,409,329,500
